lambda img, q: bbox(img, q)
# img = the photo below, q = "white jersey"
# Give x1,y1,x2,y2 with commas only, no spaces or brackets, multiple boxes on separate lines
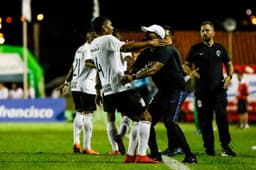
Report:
90,35,132,95
70,42,97,94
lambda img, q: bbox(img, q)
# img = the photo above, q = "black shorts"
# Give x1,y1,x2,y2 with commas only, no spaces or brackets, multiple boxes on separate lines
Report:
148,89,187,123
72,91,96,112
238,99,247,114
103,89,147,117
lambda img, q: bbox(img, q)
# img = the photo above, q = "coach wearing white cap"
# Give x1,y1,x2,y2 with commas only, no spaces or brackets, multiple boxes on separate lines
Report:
122,24,198,164
141,24,165,39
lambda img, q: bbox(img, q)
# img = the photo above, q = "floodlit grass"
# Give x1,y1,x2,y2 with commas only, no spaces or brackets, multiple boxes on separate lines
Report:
0,116,255,170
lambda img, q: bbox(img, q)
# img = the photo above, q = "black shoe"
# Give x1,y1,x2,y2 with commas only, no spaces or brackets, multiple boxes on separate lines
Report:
161,147,184,156
114,135,125,155
161,148,171,155
205,149,215,156
148,154,163,162
182,154,198,164
221,146,236,157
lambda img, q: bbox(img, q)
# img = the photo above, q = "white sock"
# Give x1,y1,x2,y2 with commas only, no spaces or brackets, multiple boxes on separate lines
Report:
119,116,131,137
82,113,93,149
127,122,139,156
137,121,151,156
73,112,83,144
106,121,118,151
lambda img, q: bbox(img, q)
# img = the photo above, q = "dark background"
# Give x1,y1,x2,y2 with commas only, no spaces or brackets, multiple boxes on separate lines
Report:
0,0,255,89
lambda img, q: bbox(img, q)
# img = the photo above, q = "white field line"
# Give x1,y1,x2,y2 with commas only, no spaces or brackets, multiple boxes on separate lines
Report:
162,155,192,170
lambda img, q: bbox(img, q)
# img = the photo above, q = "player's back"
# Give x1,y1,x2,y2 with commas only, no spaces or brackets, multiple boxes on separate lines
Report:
71,42,97,94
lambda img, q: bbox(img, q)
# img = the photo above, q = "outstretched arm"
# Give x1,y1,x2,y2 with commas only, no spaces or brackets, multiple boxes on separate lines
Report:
120,39,166,52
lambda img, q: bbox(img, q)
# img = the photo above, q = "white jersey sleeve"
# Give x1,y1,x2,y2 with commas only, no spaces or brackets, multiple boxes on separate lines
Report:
120,51,132,72
70,42,97,94
90,35,132,95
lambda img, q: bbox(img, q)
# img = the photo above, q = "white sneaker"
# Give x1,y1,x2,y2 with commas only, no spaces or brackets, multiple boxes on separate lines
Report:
244,124,250,129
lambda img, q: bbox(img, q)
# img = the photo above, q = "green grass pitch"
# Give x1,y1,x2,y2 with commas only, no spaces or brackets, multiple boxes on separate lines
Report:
0,111,255,170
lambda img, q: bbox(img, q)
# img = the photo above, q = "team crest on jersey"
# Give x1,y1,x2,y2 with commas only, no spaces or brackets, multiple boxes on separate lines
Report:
216,50,221,57
197,100,202,108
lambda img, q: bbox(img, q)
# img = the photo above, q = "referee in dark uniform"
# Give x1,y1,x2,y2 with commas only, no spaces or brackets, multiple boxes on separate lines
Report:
183,21,236,157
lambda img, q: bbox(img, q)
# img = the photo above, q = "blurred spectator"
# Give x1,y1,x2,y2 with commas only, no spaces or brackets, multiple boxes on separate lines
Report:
236,71,249,129
8,83,24,99
0,83,9,99
28,84,36,99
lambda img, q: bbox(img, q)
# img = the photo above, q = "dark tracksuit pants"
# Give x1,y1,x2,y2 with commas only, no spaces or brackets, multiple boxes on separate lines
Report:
148,89,193,157
195,87,231,151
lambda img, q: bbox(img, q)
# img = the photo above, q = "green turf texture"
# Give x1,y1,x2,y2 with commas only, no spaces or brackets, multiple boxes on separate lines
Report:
0,117,255,170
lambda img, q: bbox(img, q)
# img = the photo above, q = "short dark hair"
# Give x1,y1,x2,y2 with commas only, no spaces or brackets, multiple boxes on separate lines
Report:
163,25,174,36
201,21,215,29
91,16,110,34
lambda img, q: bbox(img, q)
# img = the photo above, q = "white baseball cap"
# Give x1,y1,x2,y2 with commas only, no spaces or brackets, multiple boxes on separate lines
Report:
141,24,165,39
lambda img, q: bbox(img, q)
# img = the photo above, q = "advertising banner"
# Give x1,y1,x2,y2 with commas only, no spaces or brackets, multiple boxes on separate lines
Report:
0,98,66,122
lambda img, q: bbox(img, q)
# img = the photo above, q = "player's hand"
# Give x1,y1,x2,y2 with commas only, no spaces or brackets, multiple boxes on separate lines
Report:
189,68,200,79
56,83,70,96
223,76,232,89
120,74,133,85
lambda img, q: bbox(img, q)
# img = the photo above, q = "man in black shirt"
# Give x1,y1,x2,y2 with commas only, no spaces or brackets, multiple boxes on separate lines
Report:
122,24,197,164
183,20,236,157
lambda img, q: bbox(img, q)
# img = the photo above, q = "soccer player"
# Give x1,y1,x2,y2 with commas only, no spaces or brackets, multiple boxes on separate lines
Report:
57,30,99,155
103,29,132,155
90,16,165,163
